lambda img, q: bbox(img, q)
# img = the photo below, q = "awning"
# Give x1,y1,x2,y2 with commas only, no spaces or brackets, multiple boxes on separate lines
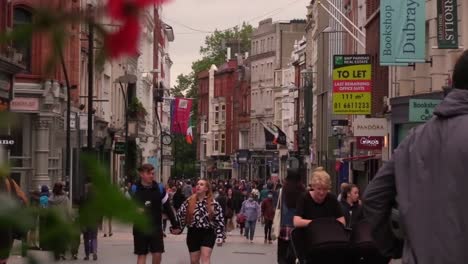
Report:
340,154,378,162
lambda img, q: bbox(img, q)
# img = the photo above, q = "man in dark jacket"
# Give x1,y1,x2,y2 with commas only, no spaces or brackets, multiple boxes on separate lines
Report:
363,50,468,264
133,164,180,264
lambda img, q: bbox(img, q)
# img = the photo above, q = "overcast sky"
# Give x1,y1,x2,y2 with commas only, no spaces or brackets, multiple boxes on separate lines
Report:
164,0,308,86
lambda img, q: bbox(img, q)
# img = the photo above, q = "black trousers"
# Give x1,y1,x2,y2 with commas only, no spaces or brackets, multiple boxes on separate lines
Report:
264,220,273,240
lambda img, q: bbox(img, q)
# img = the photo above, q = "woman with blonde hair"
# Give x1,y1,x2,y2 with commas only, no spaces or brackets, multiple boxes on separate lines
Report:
294,167,345,228
292,167,346,263
177,179,225,264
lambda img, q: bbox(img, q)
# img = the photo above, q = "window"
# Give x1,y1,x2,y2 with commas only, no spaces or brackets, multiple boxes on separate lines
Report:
13,8,33,72
220,133,226,153
214,133,220,152
220,104,226,124
203,141,207,159
214,105,219,124
240,131,249,149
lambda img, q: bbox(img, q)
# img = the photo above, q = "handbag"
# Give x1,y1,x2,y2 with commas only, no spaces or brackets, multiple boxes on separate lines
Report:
225,207,234,219
271,188,282,241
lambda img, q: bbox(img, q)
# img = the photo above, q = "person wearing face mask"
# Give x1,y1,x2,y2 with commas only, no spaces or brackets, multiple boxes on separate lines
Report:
261,191,275,244
240,193,261,243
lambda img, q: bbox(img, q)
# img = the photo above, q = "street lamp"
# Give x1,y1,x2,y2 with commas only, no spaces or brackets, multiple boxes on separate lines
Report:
300,68,314,156
116,73,137,182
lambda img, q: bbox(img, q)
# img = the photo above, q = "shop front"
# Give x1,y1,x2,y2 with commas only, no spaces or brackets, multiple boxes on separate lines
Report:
0,55,24,183
390,91,444,150
235,149,250,180
348,117,388,192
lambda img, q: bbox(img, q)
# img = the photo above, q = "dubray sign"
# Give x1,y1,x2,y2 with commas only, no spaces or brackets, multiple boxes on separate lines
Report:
409,99,441,122
380,0,426,65
353,118,388,137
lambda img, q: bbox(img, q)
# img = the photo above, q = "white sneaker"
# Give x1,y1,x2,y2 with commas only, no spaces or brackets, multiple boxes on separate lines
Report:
250,240,253,243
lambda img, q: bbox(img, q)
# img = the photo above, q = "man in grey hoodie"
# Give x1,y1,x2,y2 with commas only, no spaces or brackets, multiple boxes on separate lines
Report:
363,50,468,264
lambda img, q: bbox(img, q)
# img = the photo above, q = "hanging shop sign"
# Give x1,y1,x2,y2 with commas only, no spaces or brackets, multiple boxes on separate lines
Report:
409,99,441,122
353,117,387,137
333,55,372,115
380,0,426,65
356,136,384,150
114,142,125,154
437,0,458,49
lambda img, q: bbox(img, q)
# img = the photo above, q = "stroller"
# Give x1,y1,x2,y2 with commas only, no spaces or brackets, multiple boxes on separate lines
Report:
290,218,349,264
349,220,390,264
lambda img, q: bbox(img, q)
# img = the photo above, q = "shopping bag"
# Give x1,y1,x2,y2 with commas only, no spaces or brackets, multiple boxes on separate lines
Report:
271,188,282,241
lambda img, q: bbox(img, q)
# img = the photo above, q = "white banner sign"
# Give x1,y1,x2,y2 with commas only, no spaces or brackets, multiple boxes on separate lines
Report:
353,118,388,137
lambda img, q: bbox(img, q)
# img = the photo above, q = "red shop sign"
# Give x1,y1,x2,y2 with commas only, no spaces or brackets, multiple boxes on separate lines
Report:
356,136,383,150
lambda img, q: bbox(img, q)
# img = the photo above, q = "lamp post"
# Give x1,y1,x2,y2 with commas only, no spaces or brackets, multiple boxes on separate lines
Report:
117,74,137,181
155,84,164,182
300,68,314,157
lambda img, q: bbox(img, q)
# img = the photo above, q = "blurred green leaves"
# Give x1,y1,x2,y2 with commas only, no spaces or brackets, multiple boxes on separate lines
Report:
80,154,149,231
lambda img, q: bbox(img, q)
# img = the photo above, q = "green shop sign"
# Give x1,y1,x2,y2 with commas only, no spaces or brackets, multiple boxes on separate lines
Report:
409,99,441,122
115,142,126,154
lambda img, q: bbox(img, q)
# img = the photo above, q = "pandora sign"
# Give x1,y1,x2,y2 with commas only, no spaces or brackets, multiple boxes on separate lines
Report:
356,136,384,150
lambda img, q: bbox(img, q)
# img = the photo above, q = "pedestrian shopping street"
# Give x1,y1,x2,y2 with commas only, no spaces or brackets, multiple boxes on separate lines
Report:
8,224,277,264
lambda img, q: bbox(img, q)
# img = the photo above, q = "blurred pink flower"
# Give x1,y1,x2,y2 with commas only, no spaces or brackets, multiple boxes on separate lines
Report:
105,0,169,58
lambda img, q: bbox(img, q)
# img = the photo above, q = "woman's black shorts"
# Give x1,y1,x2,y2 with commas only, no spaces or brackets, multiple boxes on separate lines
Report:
186,228,216,253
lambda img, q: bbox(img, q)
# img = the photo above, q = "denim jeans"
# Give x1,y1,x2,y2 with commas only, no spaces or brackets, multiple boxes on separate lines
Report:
245,220,256,241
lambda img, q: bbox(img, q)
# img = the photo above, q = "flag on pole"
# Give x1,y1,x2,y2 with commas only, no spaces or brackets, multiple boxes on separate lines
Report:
171,97,193,135
186,126,193,144
262,122,278,150
273,125,287,145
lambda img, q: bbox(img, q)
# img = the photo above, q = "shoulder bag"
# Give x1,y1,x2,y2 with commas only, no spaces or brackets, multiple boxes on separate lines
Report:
271,188,282,241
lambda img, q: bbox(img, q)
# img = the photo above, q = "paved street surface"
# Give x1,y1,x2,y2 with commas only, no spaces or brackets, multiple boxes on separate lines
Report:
8,223,277,264
8,223,402,264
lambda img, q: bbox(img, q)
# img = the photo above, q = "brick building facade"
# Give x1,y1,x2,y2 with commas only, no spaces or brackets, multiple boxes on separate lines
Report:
197,58,250,179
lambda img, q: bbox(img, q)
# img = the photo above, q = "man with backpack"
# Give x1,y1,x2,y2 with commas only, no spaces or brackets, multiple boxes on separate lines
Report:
132,164,181,264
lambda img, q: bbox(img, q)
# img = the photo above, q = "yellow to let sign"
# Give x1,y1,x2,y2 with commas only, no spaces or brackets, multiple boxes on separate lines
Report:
333,92,371,115
333,55,372,115
332,64,372,80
